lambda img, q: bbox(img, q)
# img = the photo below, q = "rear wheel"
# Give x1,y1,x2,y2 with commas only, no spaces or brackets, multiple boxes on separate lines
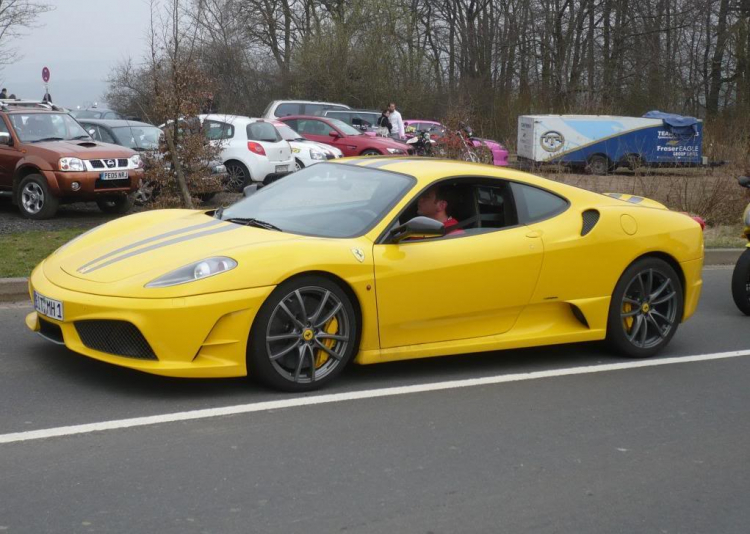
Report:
294,158,304,172
731,248,750,315
17,174,59,219
586,154,610,175
606,257,683,357
248,275,359,392
225,161,251,192
96,195,133,215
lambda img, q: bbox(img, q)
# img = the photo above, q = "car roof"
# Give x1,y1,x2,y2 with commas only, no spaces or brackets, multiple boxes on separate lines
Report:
271,100,350,106
76,118,155,128
325,109,379,114
200,114,270,125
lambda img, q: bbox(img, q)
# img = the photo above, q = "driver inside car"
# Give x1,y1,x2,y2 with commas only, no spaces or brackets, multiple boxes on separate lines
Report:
416,185,463,235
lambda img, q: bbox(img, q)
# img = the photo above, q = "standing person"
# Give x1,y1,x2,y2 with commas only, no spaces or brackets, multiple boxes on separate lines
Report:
388,102,405,140
0,88,7,99
376,108,391,137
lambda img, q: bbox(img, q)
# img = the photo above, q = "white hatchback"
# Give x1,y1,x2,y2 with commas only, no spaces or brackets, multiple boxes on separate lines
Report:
199,114,295,189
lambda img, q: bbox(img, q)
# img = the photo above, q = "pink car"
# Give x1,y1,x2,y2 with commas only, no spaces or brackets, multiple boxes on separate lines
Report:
404,120,509,166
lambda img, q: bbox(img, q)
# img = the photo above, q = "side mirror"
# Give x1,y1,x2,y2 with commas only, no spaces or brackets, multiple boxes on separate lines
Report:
739,176,750,189
388,216,445,243
88,128,96,137
0,131,11,145
243,183,262,197
329,130,340,138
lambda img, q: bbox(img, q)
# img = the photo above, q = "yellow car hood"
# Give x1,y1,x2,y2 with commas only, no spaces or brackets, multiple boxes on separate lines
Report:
45,210,303,287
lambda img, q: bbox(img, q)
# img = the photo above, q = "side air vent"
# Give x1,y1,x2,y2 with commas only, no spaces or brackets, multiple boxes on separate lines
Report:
581,209,600,236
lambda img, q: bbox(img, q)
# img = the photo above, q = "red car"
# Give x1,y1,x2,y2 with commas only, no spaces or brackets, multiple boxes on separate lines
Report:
278,115,413,157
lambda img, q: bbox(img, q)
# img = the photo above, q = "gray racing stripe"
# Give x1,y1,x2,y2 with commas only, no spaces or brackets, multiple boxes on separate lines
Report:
78,219,223,272
80,224,238,274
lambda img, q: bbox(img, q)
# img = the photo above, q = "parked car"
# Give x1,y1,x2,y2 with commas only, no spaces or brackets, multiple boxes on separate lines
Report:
404,120,509,166
321,109,380,135
70,108,123,120
0,103,142,219
79,118,226,205
263,100,350,120
198,114,295,189
271,120,343,170
278,115,413,157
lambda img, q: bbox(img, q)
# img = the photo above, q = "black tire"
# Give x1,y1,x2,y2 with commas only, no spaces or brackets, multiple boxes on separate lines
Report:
606,257,684,358
96,195,133,215
248,275,359,392
225,161,251,192
731,248,750,315
361,149,381,156
294,158,305,172
16,174,59,219
586,154,610,176
132,180,158,206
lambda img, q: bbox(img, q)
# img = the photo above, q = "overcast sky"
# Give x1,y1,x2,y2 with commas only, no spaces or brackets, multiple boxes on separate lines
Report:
2,0,152,109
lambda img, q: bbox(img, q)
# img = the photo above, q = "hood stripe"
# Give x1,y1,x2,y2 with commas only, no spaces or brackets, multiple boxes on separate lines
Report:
78,219,223,273
81,224,238,274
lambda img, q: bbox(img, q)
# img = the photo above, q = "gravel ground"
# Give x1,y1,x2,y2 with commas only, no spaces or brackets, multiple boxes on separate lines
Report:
0,192,241,235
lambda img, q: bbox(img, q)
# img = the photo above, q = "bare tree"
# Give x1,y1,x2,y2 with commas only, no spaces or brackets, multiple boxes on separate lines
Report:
0,0,53,71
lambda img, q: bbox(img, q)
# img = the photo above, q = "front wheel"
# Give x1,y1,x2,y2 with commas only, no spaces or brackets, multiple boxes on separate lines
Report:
361,149,381,156
586,155,610,175
606,257,684,357
17,174,59,219
248,276,359,392
96,195,133,215
731,248,750,315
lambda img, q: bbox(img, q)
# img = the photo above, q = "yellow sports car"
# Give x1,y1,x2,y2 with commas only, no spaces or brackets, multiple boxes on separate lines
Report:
26,159,704,391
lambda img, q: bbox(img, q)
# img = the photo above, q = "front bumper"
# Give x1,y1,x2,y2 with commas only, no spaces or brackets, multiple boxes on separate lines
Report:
26,264,274,378
46,169,142,198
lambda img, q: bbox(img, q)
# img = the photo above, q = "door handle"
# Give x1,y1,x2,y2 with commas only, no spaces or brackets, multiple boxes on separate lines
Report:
526,229,542,238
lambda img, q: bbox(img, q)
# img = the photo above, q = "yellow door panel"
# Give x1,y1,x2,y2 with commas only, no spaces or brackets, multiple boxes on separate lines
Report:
373,227,543,348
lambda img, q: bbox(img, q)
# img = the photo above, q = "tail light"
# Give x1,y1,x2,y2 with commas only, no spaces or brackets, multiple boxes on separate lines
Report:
247,142,266,156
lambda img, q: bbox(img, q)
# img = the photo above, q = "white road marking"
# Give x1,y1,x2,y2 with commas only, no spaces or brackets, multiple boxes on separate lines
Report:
2,349,750,445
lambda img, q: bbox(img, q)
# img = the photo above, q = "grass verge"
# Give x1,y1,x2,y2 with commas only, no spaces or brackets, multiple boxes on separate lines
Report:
0,228,88,278
704,224,746,249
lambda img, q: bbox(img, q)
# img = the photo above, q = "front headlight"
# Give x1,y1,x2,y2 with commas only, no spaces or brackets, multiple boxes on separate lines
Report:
59,157,85,172
130,154,143,169
310,150,326,160
386,148,405,154
145,257,237,288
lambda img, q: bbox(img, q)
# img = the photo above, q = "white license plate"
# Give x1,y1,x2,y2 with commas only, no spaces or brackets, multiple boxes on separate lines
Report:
34,291,64,321
100,171,128,180
275,165,288,173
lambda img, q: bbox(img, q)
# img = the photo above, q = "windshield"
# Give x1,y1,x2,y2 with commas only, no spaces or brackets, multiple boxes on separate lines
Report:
327,118,362,136
9,113,91,142
112,125,162,150
220,163,415,238
274,122,303,141
73,110,103,119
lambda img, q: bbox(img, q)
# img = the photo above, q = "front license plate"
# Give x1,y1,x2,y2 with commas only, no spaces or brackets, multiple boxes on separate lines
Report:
275,165,288,173
100,171,128,181
34,291,64,321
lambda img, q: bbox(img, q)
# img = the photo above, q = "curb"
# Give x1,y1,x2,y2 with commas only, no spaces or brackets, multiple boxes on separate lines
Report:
0,248,744,304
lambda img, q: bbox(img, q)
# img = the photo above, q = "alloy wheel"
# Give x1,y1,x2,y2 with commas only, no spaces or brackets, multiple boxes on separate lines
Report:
226,164,246,192
21,182,45,214
265,286,351,384
620,268,678,349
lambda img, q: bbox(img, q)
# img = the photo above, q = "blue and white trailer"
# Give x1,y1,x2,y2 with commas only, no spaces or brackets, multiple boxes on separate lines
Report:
516,112,705,174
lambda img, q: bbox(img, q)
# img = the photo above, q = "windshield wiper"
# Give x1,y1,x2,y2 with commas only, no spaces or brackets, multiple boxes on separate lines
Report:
223,217,282,232
72,135,92,140
32,137,64,143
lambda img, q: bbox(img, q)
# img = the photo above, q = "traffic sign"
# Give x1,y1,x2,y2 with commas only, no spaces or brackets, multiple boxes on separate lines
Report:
42,67,50,83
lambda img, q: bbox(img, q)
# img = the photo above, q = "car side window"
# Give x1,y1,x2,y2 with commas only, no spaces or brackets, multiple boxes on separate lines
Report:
204,121,234,140
247,122,281,143
510,182,569,224
475,184,518,229
97,126,116,144
0,117,10,144
351,113,374,130
276,103,300,116
328,112,350,124
297,119,333,136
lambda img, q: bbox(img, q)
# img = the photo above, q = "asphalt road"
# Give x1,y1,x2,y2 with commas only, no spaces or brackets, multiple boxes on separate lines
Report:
1,267,749,533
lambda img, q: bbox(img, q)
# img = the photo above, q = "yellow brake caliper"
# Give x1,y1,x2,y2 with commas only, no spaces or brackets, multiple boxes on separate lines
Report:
315,317,339,368
623,302,634,331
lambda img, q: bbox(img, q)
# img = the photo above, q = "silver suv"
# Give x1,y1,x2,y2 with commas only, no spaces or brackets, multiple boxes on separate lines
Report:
262,100,350,119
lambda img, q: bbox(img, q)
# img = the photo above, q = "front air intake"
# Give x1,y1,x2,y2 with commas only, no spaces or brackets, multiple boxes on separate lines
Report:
75,320,157,360
581,209,600,236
